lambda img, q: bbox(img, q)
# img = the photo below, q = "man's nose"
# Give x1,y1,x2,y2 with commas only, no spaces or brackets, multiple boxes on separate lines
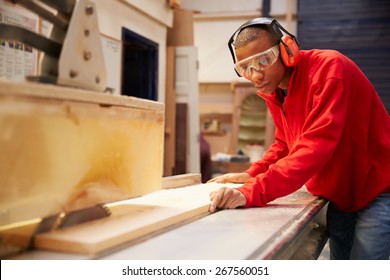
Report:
248,65,259,73
248,66,264,80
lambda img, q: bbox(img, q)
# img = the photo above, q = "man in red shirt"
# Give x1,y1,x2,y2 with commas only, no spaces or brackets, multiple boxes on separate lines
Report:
208,18,390,260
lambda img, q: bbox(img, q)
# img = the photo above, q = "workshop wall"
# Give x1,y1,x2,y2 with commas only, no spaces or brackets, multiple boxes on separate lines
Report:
93,0,173,102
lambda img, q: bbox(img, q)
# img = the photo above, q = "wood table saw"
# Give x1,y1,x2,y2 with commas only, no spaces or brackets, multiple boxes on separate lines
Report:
6,181,328,260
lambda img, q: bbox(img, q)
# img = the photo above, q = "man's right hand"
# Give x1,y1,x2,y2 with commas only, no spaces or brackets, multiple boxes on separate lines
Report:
209,187,247,213
207,172,251,213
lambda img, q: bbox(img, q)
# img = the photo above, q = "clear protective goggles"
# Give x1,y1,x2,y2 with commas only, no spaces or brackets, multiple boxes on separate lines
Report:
234,45,280,77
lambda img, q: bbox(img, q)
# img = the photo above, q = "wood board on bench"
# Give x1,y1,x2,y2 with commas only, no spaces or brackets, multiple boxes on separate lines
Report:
34,182,226,255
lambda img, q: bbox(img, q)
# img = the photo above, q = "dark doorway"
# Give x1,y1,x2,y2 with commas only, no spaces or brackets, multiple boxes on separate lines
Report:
121,28,158,101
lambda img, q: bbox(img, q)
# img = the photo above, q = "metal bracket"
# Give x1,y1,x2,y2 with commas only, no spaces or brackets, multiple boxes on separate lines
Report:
1,0,107,92
57,0,106,91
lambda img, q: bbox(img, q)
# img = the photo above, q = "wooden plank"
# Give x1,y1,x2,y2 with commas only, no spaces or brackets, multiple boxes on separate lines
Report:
100,187,327,260
5,186,327,259
34,183,223,255
162,173,201,189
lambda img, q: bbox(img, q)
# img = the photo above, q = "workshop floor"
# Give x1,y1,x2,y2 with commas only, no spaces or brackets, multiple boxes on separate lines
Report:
317,240,330,260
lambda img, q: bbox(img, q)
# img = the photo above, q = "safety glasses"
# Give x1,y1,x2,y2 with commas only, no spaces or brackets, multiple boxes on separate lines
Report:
234,45,280,78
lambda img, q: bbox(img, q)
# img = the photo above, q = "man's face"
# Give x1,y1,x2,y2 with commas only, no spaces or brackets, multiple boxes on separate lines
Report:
235,37,287,94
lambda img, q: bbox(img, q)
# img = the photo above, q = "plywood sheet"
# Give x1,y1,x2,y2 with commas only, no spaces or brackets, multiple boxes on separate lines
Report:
34,182,224,255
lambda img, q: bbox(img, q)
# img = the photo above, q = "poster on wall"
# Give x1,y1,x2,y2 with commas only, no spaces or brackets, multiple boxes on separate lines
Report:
0,1,39,81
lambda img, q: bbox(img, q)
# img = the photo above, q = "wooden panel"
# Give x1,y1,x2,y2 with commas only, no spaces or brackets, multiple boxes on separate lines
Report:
174,103,187,175
0,81,164,226
163,47,176,176
34,183,224,255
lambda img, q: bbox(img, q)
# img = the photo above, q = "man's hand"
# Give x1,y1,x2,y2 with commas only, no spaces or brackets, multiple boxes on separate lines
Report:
207,172,251,184
209,187,247,213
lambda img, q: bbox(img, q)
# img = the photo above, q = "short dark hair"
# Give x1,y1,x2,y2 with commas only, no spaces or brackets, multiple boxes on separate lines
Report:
235,25,279,49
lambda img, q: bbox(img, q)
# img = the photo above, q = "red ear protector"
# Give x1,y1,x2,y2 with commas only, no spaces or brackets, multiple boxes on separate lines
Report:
280,34,300,67
228,17,300,76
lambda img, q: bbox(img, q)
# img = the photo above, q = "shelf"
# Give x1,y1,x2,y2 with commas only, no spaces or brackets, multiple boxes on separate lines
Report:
239,119,266,127
211,161,252,174
200,112,232,123
238,130,265,140
201,130,226,136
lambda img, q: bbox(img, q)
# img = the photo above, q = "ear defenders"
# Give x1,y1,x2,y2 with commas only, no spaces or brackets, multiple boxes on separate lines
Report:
279,34,300,67
228,17,300,76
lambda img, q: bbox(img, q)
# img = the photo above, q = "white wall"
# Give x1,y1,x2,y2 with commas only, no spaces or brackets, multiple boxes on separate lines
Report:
94,0,173,102
181,0,262,14
182,0,297,83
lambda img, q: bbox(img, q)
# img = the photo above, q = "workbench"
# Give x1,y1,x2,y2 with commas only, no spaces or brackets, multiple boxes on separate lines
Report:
7,185,328,260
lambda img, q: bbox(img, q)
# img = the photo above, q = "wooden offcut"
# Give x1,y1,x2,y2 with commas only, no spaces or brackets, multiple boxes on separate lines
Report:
162,173,201,189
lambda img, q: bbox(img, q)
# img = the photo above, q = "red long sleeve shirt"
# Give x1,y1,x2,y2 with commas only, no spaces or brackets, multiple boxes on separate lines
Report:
238,49,390,212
